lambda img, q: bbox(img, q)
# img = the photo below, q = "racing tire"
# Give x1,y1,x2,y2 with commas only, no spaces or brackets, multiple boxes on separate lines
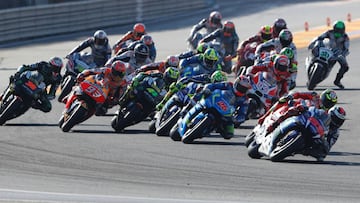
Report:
169,125,181,141
245,131,256,147
247,140,262,159
307,63,324,90
156,108,181,137
0,97,22,126
61,104,87,132
182,116,212,144
269,131,304,162
57,76,75,103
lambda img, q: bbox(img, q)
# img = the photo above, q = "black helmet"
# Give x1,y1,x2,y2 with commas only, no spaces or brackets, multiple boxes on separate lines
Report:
134,43,149,63
320,89,337,110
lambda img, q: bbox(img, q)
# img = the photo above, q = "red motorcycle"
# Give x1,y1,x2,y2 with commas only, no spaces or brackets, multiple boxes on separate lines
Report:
59,75,109,132
246,71,278,119
232,42,258,76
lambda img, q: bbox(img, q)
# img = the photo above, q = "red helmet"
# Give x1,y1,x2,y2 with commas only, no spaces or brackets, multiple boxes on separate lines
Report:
165,55,180,67
260,25,273,41
223,21,235,35
273,54,289,79
209,11,222,25
133,23,146,39
111,61,126,81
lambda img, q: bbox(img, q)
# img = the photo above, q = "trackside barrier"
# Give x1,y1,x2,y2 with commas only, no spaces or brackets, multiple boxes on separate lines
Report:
0,0,207,44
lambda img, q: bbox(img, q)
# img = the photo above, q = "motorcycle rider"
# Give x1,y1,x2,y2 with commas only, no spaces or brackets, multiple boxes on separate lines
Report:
0,57,63,112
279,47,297,90
115,34,157,62
233,25,273,74
180,48,222,76
118,67,180,111
135,55,180,74
113,23,146,54
255,29,297,67
307,20,350,89
75,61,127,116
106,43,152,81
187,71,251,139
199,21,239,74
177,42,209,60
258,88,338,126
187,11,223,50
67,30,111,67
265,103,346,161
272,18,288,38
246,54,291,97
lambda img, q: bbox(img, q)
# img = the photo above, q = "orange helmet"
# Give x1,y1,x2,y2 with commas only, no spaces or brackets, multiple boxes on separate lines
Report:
133,23,146,39
111,61,126,81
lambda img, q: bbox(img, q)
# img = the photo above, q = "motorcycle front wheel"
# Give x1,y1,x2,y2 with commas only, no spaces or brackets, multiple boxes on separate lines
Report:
182,116,212,144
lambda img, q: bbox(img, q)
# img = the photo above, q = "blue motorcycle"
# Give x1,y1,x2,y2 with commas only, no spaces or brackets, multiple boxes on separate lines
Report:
171,88,235,144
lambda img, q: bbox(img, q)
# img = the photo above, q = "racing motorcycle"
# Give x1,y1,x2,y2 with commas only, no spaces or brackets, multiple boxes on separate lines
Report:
305,40,337,90
154,82,199,137
232,41,258,76
57,52,95,102
170,88,235,144
247,107,329,162
111,72,166,132
0,71,46,125
59,75,109,132
246,71,278,119
244,104,289,147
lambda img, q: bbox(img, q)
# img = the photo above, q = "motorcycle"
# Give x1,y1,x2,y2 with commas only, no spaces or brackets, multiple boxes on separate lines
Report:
232,42,258,76
58,75,109,132
170,88,235,144
247,107,329,162
244,104,289,147
246,71,278,119
111,72,167,132
305,40,337,90
57,52,95,102
0,71,46,125
154,82,199,137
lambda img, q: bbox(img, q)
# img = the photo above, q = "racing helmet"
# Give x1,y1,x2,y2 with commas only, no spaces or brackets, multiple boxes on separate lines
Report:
140,34,153,46
165,55,180,67
328,105,346,128
279,29,293,47
233,75,251,96
133,23,146,39
209,11,222,26
49,56,63,74
273,18,287,36
111,61,126,81
196,42,209,54
134,43,149,63
333,20,345,38
320,89,337,110
273,54,290,79
260,25,273,41
223,21,235,35
280,47,294,60
210,70,227,83
203,48,219,70
163,66,180,86
93,30,108,48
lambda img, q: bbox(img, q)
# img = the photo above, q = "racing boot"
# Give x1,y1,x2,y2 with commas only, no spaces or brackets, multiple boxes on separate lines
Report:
334,73,345,89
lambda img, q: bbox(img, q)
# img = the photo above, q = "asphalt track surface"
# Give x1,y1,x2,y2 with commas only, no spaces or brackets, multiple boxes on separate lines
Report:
0,1,360,202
